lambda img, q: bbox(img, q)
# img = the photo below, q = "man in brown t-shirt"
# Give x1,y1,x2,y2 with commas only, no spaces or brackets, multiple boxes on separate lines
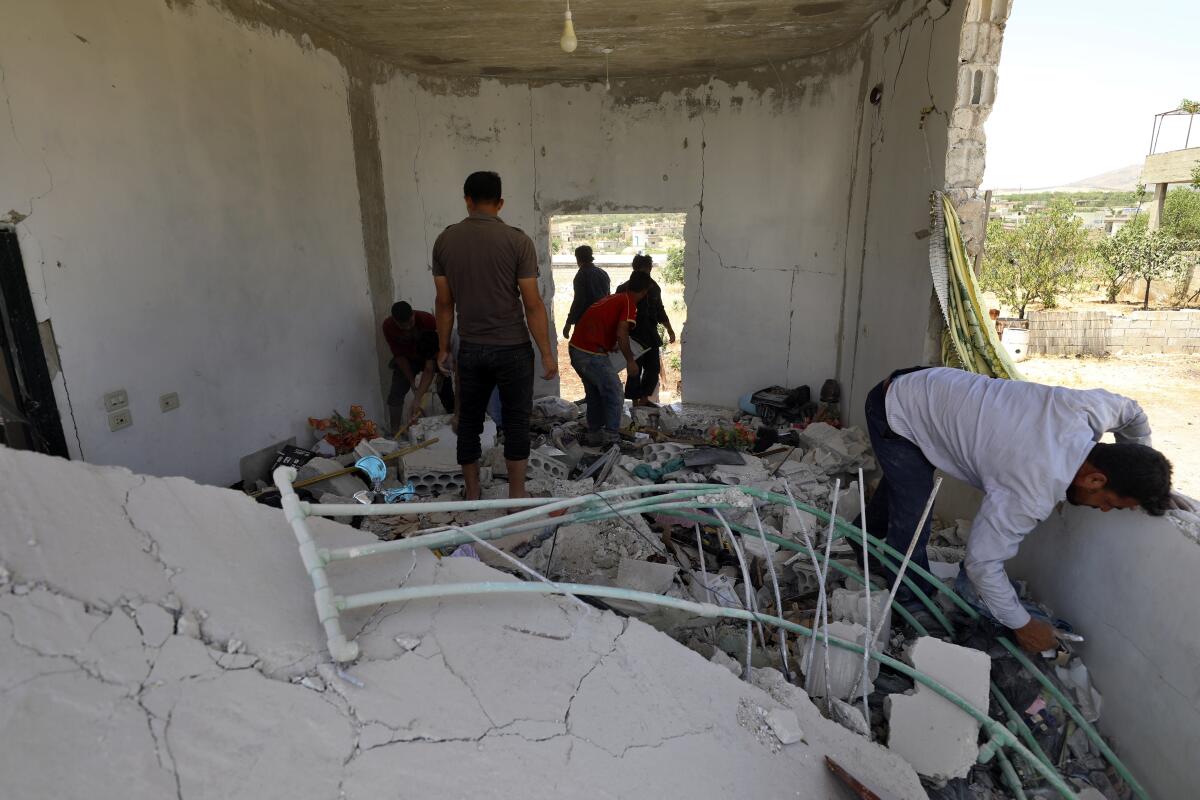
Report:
432,171,557,499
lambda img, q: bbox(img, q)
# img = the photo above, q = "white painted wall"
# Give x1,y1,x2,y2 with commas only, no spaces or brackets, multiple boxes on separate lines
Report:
1010,506,1200,800
0,0,379,485
376,0,964,415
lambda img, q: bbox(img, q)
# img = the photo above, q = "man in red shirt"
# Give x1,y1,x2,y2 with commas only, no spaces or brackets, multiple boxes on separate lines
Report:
568,270,652,445
382,301,453,430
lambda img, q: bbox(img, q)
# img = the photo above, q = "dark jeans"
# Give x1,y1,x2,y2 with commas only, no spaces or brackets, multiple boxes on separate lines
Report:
863,367,939,609
457,342,533,464
569,347,623,434
624,346,661,400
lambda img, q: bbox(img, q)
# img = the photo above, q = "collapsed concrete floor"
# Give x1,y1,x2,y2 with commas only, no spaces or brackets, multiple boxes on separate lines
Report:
0,445,926,799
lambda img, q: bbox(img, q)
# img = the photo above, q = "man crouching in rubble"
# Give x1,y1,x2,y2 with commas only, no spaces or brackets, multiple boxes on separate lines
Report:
865,366,1172,653
568,270,652,445
432,171,557,500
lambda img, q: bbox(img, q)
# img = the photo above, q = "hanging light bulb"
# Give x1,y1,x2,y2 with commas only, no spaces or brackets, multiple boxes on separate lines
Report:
560,1,578,53
602,48,612,91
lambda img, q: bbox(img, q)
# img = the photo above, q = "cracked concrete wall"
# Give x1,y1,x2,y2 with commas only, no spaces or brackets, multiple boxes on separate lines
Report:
0,442,927,799
1010,506,1200,800
0,0,381,484
376,0,966,413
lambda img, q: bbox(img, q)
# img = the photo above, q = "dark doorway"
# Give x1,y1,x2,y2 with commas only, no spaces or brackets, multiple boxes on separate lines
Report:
0,228,69,457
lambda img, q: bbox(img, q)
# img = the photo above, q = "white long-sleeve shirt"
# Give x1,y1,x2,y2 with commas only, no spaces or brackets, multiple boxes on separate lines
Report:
886,368,1151,629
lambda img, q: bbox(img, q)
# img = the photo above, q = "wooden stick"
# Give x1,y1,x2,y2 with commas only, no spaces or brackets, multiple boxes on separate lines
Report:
250,437,439,497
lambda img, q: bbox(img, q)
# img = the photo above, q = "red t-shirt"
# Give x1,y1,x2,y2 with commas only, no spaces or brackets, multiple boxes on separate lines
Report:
382,310,436,361
569,293,638,355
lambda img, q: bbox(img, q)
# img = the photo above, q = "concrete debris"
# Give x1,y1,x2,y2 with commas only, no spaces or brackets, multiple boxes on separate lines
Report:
736,698,785,753
710,647,743,676
830,587,892,650
297,456,366,497
522,518,661,584
528,445,570,480
764,707,805,745
0,446,927,799
886,636,991,780
830,697,871,737
799,621,874,699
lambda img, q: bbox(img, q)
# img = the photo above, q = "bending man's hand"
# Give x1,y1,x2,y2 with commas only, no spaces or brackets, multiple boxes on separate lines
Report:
436,350,452,376
626,358,640,379
1013,618,1057,653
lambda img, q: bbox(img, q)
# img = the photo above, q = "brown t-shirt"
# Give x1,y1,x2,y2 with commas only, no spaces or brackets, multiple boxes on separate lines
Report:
432,213,539,345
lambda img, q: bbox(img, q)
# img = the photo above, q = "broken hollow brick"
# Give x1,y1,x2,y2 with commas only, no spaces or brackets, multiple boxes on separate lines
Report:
885,637,991,780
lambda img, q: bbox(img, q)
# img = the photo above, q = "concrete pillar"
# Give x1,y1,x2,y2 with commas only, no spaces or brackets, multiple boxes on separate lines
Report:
1148,182,1168,231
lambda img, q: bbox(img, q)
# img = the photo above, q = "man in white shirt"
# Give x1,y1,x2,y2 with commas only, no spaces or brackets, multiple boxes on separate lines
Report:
865,367,1172,652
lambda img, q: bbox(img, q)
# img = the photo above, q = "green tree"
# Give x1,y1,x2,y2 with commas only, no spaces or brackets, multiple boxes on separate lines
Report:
660,245,685,284
1161,189,1200,241
1096,219,1187,308
981,198,1090,319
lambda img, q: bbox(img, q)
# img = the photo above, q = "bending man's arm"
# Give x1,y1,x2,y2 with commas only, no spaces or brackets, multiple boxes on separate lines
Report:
519,276,557,380
434,276,455,375
963,492,1055,652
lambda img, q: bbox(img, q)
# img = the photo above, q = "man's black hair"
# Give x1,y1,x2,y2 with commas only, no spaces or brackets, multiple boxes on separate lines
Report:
575,245,593,263
631,254,653,271
463,171,502,203
391,301,413,323
1088,442,1173,515
416,330,440,360
625,270,653,294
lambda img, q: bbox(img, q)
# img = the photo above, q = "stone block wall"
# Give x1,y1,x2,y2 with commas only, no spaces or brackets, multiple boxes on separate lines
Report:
1027,310,1200,355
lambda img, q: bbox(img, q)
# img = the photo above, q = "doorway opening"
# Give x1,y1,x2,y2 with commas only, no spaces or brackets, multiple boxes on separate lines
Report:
549,212,688,402
0,228,69,457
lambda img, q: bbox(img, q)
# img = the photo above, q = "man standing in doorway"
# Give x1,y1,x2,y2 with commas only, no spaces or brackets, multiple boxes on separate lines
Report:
433,171,557,500
865,366,1172,652
561,245,610,340
618,254,675,406
569,270,652,445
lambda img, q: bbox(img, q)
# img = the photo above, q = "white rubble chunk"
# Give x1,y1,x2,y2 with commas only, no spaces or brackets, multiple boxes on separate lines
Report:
764,708,805,744
799,620,872,699
830,697,871,737
886,636,991,780
135,602,175,648
830,587,892,653
710,647,742,676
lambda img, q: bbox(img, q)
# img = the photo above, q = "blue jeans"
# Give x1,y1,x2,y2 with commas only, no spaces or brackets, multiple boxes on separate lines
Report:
457,342,533,464
570,347,623,434
863,367,940,609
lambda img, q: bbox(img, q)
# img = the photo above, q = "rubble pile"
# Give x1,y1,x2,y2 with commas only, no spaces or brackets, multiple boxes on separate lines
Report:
0,445,929,799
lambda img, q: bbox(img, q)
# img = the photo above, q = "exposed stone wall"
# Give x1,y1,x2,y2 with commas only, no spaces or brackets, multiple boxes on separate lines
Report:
1027,310,1200,356
945,0,1013,264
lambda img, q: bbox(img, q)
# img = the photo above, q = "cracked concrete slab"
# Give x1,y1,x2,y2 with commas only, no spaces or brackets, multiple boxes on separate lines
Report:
0,446,926,798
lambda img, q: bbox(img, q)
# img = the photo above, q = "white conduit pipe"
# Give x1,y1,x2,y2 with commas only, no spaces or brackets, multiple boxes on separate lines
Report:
693,523,713,602
782,480,825,681
713,509,756,680
817,479,841,711
851,476,943,701
857,467,872,738
448,526,590,610
751,506,792,681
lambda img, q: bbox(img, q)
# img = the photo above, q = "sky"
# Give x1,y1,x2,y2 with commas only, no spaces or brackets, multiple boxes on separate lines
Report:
982,0,1200,190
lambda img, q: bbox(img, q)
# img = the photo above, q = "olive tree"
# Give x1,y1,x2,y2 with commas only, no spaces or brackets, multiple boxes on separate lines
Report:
981,198,1091,319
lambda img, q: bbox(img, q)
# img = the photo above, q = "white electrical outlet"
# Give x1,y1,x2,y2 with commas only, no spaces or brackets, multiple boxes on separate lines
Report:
103,389,128,411
108,408,132,432
159,392,181,413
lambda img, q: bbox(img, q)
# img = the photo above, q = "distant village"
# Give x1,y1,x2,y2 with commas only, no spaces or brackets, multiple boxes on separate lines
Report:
989,193,1146,237
550,213,687,262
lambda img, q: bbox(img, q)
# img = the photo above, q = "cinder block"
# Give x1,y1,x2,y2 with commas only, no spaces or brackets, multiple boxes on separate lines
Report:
1130,320,1153,329
887,638,990,780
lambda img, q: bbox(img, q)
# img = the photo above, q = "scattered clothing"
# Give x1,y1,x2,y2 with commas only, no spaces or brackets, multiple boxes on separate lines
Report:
565,264,611,327
884,366,1151,628
432,212,538,345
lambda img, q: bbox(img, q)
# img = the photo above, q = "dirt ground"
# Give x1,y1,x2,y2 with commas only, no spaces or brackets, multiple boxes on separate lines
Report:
552,266,686,404
1018,354,1200,498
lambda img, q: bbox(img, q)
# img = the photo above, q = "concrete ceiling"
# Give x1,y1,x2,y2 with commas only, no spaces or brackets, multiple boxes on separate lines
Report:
273,0,895,80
